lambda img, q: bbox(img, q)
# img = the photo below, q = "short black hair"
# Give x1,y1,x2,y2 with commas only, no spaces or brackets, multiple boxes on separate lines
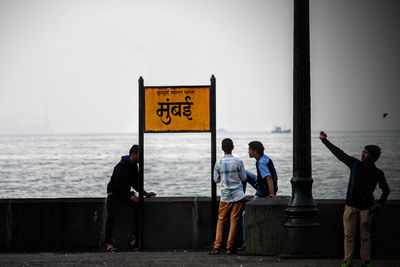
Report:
222,138,234,153
365,145,381,161
129,145,139,156
249,141,264,155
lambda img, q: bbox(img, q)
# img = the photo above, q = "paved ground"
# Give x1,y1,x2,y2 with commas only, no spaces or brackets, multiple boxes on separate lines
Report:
0,251,399,267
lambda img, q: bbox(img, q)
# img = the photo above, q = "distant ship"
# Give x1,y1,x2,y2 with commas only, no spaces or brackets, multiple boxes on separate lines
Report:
271,126,291,133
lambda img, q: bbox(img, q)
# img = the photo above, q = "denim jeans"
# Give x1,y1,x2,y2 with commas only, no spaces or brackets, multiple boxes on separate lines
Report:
245,171,269,197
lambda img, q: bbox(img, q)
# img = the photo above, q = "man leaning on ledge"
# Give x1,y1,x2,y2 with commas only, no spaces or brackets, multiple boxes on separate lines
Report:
105,144,156,252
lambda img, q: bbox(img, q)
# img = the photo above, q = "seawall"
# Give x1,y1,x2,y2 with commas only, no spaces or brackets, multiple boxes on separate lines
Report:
0,197,398,258
246,198,400,258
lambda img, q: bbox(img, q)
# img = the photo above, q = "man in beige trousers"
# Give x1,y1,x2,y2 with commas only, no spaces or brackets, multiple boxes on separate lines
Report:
319,131,390,267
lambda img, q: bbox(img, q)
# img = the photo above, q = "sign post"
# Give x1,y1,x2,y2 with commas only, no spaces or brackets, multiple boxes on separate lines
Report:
210,75,217,240
138,76,217,250
138,77,145,250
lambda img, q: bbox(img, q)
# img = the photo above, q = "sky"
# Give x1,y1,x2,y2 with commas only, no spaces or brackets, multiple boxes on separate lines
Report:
0,0,399,135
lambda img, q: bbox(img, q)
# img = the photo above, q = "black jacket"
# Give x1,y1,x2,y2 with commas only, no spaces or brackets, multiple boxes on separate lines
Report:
107,155,140,197
322,139,390,210
256,157,278,195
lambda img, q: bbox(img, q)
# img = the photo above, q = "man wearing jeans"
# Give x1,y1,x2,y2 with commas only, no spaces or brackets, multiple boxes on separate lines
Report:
240,140,279,250
210,138,247,255
246,141,278,199
319,131,390,267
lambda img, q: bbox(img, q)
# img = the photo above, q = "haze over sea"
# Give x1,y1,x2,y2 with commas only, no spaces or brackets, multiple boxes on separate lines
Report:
0,131,399,200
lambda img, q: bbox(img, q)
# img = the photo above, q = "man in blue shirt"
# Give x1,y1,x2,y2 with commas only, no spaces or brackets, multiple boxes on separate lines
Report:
247,141,278,199
240,141,279,250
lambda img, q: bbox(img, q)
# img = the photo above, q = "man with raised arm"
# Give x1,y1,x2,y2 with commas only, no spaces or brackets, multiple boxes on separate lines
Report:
319,131,390,267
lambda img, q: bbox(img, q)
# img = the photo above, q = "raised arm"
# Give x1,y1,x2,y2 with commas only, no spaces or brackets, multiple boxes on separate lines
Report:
319,131,357,168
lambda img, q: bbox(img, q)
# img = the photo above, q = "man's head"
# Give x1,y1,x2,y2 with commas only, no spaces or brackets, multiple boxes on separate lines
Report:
221,138,234,154
362,145,381,163
248,141,264,159
129,145,139,163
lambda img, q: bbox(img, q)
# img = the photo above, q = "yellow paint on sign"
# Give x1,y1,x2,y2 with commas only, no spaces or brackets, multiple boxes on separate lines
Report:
145,87,210,132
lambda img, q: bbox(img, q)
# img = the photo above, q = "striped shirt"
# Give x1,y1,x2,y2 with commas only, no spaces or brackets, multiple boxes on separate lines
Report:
214,154,247,202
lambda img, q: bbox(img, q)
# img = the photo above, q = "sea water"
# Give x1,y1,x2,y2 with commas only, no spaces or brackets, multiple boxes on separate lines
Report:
0,131,399,199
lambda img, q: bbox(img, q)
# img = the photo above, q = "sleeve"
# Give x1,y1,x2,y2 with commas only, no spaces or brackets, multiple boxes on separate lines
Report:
238,160,247,182
258,159,271,179
107,164,122,194
213,160,221,183
106,166,118,194
321,139,357,168
130,165,141,193
377,170,390,207
267,160,278,181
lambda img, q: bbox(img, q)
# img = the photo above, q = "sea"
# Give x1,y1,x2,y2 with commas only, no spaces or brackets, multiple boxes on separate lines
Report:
0,131,399,200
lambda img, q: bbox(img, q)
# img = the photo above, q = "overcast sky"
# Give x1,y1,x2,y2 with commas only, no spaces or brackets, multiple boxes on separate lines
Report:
0,0,399,135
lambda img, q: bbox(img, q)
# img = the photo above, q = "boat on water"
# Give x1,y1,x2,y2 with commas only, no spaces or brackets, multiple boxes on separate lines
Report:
271,126,291,133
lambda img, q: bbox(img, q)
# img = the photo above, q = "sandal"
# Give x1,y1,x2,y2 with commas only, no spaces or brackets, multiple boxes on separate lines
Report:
237,245,246,251
106,243,117,252
226,247,237,255
209,247,220,255
128,235,137,251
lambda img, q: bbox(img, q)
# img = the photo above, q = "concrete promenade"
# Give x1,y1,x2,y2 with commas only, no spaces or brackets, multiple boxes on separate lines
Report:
2,198,400,266
0,251,399,267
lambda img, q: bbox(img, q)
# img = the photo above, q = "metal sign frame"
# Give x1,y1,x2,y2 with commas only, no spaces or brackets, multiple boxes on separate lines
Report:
137,76,217,250
144,85,211,133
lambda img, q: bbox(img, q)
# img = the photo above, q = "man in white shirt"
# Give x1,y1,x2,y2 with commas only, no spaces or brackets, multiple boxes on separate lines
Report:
210,138,247,255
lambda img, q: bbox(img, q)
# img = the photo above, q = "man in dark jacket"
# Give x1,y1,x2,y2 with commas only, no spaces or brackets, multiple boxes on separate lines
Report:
319,131,390,267
105,145,156,252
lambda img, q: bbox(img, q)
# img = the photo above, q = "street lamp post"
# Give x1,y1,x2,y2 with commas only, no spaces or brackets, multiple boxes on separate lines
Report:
284,0,319,256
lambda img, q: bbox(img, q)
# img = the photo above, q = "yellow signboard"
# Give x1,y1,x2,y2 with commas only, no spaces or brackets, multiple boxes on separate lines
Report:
145,87,210,132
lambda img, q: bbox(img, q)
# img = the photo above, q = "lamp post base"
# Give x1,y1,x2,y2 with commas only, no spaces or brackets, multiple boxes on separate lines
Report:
284,176,320,256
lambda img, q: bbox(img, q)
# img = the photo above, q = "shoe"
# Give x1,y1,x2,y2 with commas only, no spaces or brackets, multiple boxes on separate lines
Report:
106,243,117,252
226,247,237,255
361,261,371,267
341,262,353,267
128,235,137,251
237,245,246,251
209,248,220,255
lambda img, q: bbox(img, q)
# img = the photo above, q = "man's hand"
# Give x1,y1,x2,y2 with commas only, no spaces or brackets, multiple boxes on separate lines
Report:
319,131,327,140
144,192,157,197
370,204,380,212
268,194,278,199
130,195,139,202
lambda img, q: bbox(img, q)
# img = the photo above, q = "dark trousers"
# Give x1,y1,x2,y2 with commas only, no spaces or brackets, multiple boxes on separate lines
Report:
105,194,137,245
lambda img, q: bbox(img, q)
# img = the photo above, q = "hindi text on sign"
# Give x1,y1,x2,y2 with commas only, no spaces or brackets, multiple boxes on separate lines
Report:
156,96,194,125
